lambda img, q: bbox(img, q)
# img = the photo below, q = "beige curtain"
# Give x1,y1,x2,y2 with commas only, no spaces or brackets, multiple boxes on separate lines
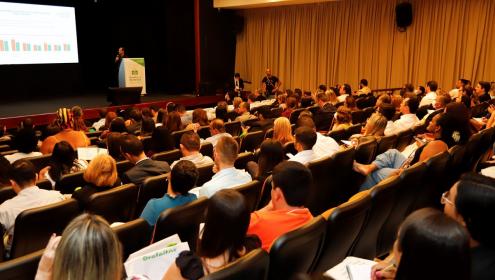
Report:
235,0,495,92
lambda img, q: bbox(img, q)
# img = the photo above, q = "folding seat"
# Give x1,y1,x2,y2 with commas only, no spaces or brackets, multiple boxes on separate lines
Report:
225,121,242,136
233,180,262,212
269,217,326,279
327,129,347,143
113,218,151,260
234,152,256,170
289,108,307,124
56,171,85,194
239,131,264,152
376,134,397,156
264,128,274,139
171,129,191,149
395,129,413,152
242,118,259,128
203,248,269,280
27,154,51,173
0,249,43,280
116,160,134,177
197,125,211,139
140,135,152,153
200,142,214,158
355,138,378,164
283,142,297,158
137,174,168,217
0,186,15,205
151,149,182,164
196,163,215,186
85,184,138,224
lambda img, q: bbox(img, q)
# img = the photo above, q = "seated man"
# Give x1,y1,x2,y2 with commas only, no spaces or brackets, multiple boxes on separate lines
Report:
171,132,213,168
297,116,340,159
196,136,251,197
0,159,65,250
121,134,171,187
140,160,198,227
248,161,313,250
204,119,233,147
314,92,336,131
249,107,274,133
392,97,420,134
235,102,257,122
289,127,318,165
5,128,42,163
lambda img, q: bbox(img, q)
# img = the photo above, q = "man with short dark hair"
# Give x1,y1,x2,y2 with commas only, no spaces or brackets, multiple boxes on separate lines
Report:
337,84,352,102
171,132,213,168
379,103,398,136
449,78,470,99
249,106,274,133
357,79,371,95
392,97,420,134
289,127,318,165
196,136,251,198
5,128,41,163
204,119,232,147
140,160,198,227
314,92,336,131
225,73,245,103
235,102,257,122
0,159,64,250
248,161,313,250
121,134,170,187
296,116,339,159
419,80,438,107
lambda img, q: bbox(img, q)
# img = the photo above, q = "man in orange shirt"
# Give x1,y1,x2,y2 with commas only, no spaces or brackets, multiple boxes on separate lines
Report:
247,161,314,250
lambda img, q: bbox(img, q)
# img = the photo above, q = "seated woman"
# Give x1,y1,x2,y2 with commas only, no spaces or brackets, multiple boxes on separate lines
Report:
246,139,285,183
354,112,470,190
281,96,298,118
163,189,260,280
140,160,198,227
35,213,122,280
272,117,294,145
186,109,210,131
139,117,155,138
331,106,352,131
40,141,88,188
371,208,470,280
72,154,121,209
166,111,184,134
148,126,175,156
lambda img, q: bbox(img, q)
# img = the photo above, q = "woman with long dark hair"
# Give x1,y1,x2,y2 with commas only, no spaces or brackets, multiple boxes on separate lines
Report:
246,139,285,183
40,141,88,187
148,126,175,156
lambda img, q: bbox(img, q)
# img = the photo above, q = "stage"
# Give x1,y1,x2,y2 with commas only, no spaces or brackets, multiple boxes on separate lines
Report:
0,90,224,129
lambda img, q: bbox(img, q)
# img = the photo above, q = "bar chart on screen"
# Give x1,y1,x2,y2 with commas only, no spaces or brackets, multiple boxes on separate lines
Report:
0,1,79,65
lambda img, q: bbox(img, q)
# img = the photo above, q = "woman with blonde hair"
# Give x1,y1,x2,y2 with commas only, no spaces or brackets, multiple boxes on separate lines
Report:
326,89,339,106
36,213,122,280
272,117,294,145
331,106,352,131
72,154,120,208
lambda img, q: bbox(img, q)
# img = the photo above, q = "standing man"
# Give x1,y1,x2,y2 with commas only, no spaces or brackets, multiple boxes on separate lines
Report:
226,73,244,103
114,47,127,87
261,68,281,97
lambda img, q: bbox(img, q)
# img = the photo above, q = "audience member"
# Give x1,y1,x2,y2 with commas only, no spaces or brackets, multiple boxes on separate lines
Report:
121,134,170,187
272,117,295,145
297,116,340,159
337,84,352,102
91,108,107,131
248,161,313,250
0,156,11,186
300,91,314,107
150,105,160,123
449,78,470,99
281,96,298,118
165,111,183,133
246,139,285,182
40,108,90,154
379,103,398,136
331,106,352,131
249,106,274,133
72,154,121,209
289,127,318,165
357,79,371,95
344,96,359,112
5,128,41,163
40,141,88,187
204,119,233,147
139,117,155,138
419,80,438,107
0,160,64,251
196,136,251,198
390,97,420,134
71,106,88,132
157,108,168,126
149,126,175,155
349,113,387,145
314,92,336,131
235,102,257,122
163,189,260,279
125,108,142,134
475,81,491,104
185,108,209,131
140,160,198,227
170,131,213,169
326,89,339,106
215,101,229,122
106,132,126,161
375,93,392,109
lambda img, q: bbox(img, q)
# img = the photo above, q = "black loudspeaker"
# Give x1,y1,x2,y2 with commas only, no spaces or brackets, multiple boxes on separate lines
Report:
396,2,413,31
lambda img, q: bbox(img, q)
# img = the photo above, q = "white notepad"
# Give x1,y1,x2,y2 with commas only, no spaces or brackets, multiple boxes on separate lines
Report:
325,256,377,280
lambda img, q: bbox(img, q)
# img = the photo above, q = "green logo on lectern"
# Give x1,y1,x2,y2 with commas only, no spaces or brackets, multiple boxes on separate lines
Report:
132,70,138,75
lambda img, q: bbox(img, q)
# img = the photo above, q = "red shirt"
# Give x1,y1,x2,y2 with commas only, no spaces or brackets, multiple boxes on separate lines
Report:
247,208,313,251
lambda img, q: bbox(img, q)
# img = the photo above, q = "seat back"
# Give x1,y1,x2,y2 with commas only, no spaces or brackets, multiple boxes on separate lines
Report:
37,179,52,190
151,149,182,164
234,152,256,170
289,108,306,124
307,147,358,215
346,124,363,138
0,186,16,205
242,118,259,128
171,129,191,149
27,154,52,173
0,249,43,280
327,129,347,143
11,199,80,258
447,145,466,187
269,217,326,279
233,180,262,212
313,194,372,272
363,107,375,119
56,171,86,194
351,110,367,124
376,162,427,256
137,174,169,217
463,132,484,172
283,142,297,158
257,176,272,210
113,218,151,261
225,121,242,136
196,163,215,186
85,184,138,224
376,134,397,156
197,126,211,139
264,128,274,139
355,138,377,164
117,160,134,177
416,151,450,209
395,129,413,152
271,107,283,118
141,136,152,153
200,142,214,158
350,176,400,259
152,197,208,250
239,131,264,152
203,248,269,280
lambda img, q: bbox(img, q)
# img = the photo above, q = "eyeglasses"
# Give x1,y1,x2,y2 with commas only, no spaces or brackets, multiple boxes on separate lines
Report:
441,191,455,206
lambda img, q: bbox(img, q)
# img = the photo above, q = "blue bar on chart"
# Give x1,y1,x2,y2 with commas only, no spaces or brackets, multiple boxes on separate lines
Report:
3,41,8,51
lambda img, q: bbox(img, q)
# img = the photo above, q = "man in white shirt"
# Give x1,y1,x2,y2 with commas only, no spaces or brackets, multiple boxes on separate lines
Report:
419,80,438,108
171,131,213,169
357,79,371,95
0,159,65,250
289,127,318,165
379,103,398,136
204,119,233,147
235,102,257,123
393,97,420,134
337,84,352,102
196,136,251,198
4,128,41,163
297,116,340,159
449,78,470,99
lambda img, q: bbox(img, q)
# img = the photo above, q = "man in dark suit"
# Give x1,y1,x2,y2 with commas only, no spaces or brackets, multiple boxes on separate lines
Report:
121,134,170,187
249,106,274,133
225,73,244,103
314,92,336,131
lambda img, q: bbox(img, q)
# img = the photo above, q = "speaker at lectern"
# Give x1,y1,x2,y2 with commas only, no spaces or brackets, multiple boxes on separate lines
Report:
118,58,147,95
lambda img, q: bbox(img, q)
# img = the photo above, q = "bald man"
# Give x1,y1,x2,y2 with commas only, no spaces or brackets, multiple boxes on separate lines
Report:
261,68,281,96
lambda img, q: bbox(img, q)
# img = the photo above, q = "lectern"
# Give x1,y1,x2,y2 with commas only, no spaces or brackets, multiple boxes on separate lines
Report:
118,58,146,95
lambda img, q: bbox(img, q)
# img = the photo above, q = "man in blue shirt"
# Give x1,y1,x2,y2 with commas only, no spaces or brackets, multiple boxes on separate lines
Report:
140,160,198,226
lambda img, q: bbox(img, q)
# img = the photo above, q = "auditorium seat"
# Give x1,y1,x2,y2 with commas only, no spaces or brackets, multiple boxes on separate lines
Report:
463,132,484,172
196,163,215,186
350,175,400,259
85,184,138,224
376,134,397,156
395,129,413,152
171,130,190,149
283,142,297,159
234,152,256,170
257,176,272,210
141,136,152,153
271,107,282,118
0,150,18,157
289,108,307,124
151,149,182,164
225,121,242,136
306,147,358,215
416,151,450,209
355,138,377,164
363,107,376,119
203,248,269,280
0,186,16,205
351,110,367,124
198,142,213,159
376,162,427,256
233,180,262,212
312,194,372,272
327,129,347,143
264,128,274,139
197,125,211,139
447,145,467,187
56,171,85,194
116,160,134,177
242,118,259,128
37,179,52,190
10,199,80,259
0,249,43,280
113,218,151,260
345,124,363,138
269,217,326,279
152,197,208,250
26,154,51,173
0,144,12,152
136,174,169,218
239,131,264,152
